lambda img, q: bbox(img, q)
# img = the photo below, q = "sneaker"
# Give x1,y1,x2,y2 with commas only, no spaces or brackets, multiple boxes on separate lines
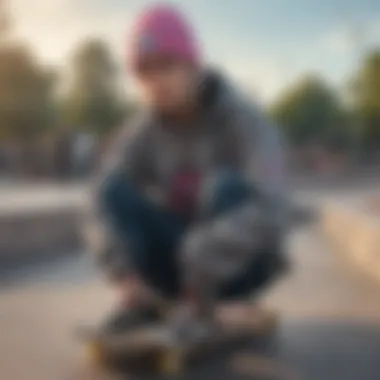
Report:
169,305,221,344
101,303,162,335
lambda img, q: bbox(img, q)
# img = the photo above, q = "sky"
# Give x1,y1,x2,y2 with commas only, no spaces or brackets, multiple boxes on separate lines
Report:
9,0,380,103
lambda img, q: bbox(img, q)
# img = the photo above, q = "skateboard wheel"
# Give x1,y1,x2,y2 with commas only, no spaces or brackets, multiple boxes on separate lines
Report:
157,349,184,374
85,340,107,366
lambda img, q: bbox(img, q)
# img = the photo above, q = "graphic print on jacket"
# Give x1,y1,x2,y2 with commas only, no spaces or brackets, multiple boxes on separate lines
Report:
168,169,203,218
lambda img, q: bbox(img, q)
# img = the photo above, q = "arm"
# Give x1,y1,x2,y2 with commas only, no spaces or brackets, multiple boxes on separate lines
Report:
83,118,154,282
241,103,288,234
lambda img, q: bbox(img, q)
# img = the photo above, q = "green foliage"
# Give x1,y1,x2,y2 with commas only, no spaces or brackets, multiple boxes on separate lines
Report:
61,38,125,135
0,44,56,140
270,74,346,147
351,50,380,149
0,3,56,141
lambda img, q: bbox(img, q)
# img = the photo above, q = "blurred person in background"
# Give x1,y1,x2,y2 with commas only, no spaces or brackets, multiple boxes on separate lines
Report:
72,132,97,178
54,130,73,181
85,3,289,340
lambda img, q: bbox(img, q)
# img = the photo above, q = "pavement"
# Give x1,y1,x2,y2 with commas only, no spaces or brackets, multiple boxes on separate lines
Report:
1,182,380,380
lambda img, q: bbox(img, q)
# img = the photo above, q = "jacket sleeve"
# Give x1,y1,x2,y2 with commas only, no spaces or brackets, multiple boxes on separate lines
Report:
182,103,289,281
241,103,288,233
83,118,153,282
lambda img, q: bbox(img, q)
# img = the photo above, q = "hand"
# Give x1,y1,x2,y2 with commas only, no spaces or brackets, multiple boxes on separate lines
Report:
117,275,149,308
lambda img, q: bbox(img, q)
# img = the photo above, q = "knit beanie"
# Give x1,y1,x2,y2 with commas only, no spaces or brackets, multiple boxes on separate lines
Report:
127,3,202,72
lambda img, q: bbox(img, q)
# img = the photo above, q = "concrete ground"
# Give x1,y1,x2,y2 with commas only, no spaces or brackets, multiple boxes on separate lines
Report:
1,182,380,380
2,228,380,379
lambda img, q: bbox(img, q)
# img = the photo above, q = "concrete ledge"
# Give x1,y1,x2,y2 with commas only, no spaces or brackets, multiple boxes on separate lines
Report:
0,184,87,268
322,202,380,282
0,207,84,268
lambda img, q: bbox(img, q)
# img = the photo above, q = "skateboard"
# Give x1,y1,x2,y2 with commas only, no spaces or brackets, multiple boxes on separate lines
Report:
76,303,278,374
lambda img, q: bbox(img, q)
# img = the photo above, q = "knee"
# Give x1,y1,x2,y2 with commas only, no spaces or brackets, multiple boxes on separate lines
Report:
98,172,137,214
201,170,253,217
213,170,249,197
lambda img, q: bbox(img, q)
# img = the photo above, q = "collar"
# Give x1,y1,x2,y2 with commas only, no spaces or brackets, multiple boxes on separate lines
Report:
155,68,228,127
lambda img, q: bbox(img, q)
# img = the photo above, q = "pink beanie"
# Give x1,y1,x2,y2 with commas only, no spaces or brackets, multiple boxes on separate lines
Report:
127,4,202,72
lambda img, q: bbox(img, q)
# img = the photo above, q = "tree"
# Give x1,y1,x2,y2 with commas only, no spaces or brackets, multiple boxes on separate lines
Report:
271,74,347,148
0,5,55,141
61,38,125,135
351,50,380,151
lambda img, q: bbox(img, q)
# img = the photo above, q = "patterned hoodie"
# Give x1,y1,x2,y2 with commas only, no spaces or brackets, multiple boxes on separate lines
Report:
85,70,289,284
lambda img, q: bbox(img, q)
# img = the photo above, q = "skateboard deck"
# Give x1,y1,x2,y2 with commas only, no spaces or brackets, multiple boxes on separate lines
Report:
77,303,278,374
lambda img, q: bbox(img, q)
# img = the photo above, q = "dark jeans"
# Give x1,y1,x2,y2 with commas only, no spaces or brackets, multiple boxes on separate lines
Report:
100,171,283,299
